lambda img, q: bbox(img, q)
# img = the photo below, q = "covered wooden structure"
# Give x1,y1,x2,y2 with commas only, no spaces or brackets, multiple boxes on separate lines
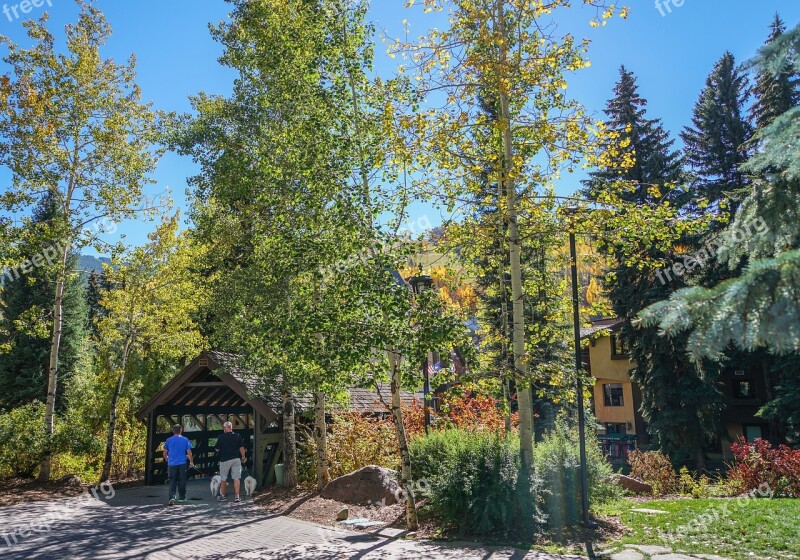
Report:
135,351,283,487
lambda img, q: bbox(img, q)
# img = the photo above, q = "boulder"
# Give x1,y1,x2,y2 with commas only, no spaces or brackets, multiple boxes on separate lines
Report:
58,474,82,487
336,507,349,521
321,465,400,506
614,474,653,495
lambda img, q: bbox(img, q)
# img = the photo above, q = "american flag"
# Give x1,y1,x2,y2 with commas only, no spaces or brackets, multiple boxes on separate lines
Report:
427,361,442,375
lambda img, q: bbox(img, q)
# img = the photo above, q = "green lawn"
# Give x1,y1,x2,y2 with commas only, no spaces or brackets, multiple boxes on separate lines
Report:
594,497,800,559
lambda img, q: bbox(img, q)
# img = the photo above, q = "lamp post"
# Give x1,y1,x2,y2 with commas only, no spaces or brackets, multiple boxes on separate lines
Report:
409,265,434,434
565,205,591,527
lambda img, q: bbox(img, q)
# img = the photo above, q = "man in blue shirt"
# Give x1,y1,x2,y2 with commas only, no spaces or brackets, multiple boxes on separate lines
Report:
162,424,194,505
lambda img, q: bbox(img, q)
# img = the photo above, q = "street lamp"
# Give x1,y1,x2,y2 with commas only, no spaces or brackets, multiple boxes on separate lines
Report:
565,205,591,527
409,265,434,434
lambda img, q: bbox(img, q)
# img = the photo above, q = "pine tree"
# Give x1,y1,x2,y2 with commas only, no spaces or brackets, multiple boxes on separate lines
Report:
640,22,800,440
750,15,800,130
682,52,752,216
585,66,684,203
587,68,724,467
0,195,88,409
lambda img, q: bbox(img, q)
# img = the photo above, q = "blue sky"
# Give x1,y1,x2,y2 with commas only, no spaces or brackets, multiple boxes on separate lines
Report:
1,0,799,251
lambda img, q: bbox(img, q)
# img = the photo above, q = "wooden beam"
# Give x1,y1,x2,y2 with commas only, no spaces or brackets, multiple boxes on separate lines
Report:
253,411,261,485
155,406,252,416
186,382,227,387
145,411,156,485
179,386,205,407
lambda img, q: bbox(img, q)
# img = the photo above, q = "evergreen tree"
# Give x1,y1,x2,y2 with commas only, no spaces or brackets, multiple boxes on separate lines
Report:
585,66,683,204
0,195,88,409
641,22,800,440
587,68,724,467
750,15,800,130
86,270,112,337
682,52,753,216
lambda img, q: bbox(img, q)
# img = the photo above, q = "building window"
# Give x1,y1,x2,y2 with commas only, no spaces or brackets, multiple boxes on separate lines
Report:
603,383,624,407
605,423,627,435
732,380,755,399
610,335,628,359
744,425,763,443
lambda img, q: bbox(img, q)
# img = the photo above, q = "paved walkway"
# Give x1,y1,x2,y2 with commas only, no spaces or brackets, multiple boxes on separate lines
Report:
0,481,587,560
608,545,732,560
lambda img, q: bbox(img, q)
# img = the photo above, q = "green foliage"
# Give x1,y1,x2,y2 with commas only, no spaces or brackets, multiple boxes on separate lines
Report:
749,15,800,130
410,426,617,534
627,450,678,496
410,429,537,535
0,402,48,477
299,411,399,485
0,194,89,409
678,466,712,499
639,23,800,363
0,400,105,480
534,424,620,527
681,52,752,215
586,67,725,465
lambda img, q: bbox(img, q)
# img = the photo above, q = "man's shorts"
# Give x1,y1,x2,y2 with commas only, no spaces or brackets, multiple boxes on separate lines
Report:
219,458,242,480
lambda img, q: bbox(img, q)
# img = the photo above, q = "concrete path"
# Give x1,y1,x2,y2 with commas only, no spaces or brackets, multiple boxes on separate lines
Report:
607,545,732,560
0,480,587,560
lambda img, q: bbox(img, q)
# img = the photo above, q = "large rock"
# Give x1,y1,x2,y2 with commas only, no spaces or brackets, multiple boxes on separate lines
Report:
58,474,82,488
614,474,653,495
321,465,400,506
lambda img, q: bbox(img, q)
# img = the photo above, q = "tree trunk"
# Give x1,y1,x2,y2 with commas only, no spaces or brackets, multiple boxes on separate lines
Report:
39,241,71,482
502,378,512,434
761,358,783,444
498,250,512,434
282,385,298,488
496,0,534,474
388,349,418,530
314,390,329,490
696,448,707,472
100,333,135,483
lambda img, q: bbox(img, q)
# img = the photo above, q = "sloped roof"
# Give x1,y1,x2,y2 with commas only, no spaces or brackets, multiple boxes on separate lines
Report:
347,383,416,414
206,350,314,411
580,318,624,339
134,352,280,423
137,350,421,422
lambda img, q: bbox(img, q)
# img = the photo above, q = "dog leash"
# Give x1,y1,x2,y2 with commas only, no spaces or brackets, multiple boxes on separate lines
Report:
189,464,215,477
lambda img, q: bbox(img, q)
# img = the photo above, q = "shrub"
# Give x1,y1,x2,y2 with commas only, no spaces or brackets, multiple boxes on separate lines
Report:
678,466,712,498
534,425,620,527
0,401,48,478
299,412,399,485
404,392,517,439
410,429,539,535
628,450,678,496
729,437,800,497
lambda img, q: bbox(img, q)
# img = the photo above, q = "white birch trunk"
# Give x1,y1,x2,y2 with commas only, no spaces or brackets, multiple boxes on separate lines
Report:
38,240,71,482
282,386,298,487
387,349,418,530
313,390,329,490
496,0,534,473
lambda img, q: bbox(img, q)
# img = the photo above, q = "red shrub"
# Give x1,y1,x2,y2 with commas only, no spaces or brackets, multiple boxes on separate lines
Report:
627,450,678,496
404,393,518,439
729,437,800,497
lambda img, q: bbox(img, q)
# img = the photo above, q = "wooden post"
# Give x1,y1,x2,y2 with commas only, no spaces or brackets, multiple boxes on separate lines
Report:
145,411,156,485
253,410,261,484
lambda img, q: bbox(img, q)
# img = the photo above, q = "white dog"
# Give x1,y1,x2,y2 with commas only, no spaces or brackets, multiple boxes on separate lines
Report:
244,476,257,497
210,475,222,497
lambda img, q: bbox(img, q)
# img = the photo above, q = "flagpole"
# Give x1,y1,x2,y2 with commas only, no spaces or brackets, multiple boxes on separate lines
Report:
423,352,431,435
